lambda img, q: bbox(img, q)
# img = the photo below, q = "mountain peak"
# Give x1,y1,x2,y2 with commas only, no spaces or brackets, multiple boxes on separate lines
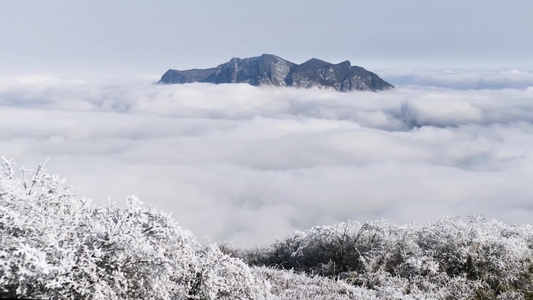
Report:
337,60,351,67
300,58,330,68
259,53,281,59
159,55,394,92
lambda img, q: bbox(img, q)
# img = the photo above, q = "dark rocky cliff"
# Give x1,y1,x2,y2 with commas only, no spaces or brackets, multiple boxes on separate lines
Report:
160,54,394,92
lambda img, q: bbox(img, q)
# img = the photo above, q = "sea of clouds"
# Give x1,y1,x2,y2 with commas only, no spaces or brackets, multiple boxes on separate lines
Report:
1,69,533,245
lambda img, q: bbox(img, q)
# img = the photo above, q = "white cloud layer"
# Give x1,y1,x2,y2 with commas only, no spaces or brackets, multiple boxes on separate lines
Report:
381,69,533,90
1,71,533,245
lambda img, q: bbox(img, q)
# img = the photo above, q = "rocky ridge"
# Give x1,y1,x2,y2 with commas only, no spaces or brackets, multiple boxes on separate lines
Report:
160,54,394,92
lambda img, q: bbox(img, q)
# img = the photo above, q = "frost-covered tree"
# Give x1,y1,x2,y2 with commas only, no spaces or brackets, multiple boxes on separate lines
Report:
0,158,268,299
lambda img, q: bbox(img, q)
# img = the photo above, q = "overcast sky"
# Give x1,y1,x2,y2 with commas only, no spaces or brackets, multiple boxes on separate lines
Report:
1,0,533,72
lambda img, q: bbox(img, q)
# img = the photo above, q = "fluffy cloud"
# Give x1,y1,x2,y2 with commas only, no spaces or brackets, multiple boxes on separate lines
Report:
380,69,533,90
1,71,533,245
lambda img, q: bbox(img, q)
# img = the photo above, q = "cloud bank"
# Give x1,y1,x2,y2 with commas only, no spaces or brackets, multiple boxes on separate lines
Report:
1,71,533,245
381,69,533,90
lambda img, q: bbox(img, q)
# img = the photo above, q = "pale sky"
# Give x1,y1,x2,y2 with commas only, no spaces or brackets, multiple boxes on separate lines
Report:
1,0,533,72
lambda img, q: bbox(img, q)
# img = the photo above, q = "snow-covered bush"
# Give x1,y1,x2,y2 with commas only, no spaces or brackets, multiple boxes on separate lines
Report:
3,157,533,299
0,159,268,299
238,217,533,299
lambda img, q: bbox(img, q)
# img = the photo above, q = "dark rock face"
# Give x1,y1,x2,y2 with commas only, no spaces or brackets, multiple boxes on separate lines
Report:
159,54,394,92
160,67,216,84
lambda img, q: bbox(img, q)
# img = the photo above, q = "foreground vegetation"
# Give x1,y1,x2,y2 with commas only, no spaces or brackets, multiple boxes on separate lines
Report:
229,217,533,299
1,159,532,299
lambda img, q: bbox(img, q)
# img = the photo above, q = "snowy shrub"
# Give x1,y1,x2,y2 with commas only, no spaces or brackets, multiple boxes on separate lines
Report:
240,217,533,299
253,267,379,300
0,159,268,299
3,157,533,299
188,244,270,299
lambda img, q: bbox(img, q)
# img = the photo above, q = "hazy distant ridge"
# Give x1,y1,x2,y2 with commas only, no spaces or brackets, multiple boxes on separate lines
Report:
159,54,394,92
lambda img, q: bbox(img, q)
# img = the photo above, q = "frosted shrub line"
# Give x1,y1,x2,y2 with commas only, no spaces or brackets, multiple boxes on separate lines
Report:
1,158,533,299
